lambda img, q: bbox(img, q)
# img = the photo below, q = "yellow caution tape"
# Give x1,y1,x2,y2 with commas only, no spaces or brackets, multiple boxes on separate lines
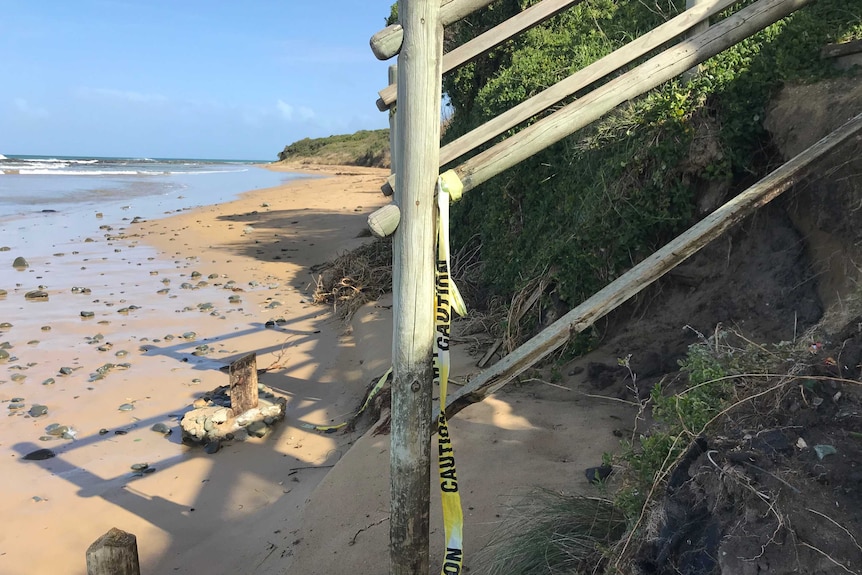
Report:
434,175,466,574
301,368,393,433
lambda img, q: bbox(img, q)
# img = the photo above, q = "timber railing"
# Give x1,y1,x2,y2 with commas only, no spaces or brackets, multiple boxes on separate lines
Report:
374,1,860,574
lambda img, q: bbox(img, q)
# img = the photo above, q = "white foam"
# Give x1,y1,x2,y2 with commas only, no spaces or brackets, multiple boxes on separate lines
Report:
18,169,148,176
0,154,7,160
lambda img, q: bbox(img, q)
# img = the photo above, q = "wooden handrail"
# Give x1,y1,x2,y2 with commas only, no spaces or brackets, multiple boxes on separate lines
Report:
377,0,584,110
437,109,862,424
439,0,738,165
370,0,495,60
450,0,811,194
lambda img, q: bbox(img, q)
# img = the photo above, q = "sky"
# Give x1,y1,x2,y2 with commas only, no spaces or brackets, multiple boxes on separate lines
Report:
0,1,397,160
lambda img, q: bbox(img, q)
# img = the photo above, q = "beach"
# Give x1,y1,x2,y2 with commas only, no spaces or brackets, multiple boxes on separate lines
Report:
0,163,630,574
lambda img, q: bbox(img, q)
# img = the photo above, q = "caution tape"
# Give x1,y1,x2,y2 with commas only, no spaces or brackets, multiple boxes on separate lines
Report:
435,171,466,575
300,367,392,433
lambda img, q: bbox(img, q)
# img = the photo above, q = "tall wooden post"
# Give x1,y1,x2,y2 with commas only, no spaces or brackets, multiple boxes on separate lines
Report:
390,0,443,574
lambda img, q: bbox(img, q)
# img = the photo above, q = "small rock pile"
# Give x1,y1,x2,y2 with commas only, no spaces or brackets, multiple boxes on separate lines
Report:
180,383,286,450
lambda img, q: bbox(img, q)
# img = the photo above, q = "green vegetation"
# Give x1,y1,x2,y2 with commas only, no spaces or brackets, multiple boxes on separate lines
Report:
443,0,862,312
277,129,390,168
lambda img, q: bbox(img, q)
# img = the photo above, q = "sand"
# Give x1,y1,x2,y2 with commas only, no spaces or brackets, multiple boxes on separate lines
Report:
0,164,631,574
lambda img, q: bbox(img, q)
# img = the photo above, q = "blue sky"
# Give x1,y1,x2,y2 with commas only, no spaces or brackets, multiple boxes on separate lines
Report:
1,1,396,160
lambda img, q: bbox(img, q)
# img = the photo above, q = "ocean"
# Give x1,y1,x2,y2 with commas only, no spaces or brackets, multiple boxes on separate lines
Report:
0,154,306,259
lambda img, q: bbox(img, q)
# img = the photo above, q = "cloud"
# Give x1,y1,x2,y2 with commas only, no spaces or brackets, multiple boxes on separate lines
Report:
14,98,48,118
77,87,168,103
277,99,315,122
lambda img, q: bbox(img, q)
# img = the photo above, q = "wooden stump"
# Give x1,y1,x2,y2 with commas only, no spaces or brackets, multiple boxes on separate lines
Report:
86,528,140,575
229,353,259,416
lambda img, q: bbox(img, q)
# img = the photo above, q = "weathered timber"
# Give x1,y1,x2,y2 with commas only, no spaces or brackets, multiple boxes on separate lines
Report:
449,0,812,194
378,0,583,109
371,0,494,60
438,0,739,166
86,528,141,575
390,0,444,573
229,352,259,416
368,203,402,237
436,110,862,424
821,39,862,59
388,64,398,172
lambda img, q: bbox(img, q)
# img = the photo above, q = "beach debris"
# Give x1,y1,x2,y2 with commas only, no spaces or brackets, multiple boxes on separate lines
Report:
12,256,28,269
23,448,56,461
814,444,837,460
24,290,48,301
28,404,48,417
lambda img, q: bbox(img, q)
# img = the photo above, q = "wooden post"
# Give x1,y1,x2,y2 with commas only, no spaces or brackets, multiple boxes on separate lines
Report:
436,110,862,424
390,0,443,573
86,528,141,575
229,352,259,416
682,0,710,82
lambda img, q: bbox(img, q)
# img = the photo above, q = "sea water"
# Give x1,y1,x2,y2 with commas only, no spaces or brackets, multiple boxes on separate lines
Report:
0,155,306,259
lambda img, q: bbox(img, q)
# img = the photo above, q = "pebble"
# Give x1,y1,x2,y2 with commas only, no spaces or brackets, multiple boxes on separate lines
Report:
115,350,128,358
99,428,109,435
59,367,73,375
28,404,48,417
80,311,95,318
0,341,11,349
247,421,268,438
130,463,149,471
0,349,9,363
151,422,172,435
118,403,135,411
0,246,8,251
0,322,13,329
23,448,55,461
11,374,26,382
8,402,24,410
204,440,221,454
12,256,29,269
42,378,55,385
182,331,196,340
41,325,51,331
25,290,48,301
0,289,6,298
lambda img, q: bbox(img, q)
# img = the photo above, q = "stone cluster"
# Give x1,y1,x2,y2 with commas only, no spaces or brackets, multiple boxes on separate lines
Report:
180,383,286,449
